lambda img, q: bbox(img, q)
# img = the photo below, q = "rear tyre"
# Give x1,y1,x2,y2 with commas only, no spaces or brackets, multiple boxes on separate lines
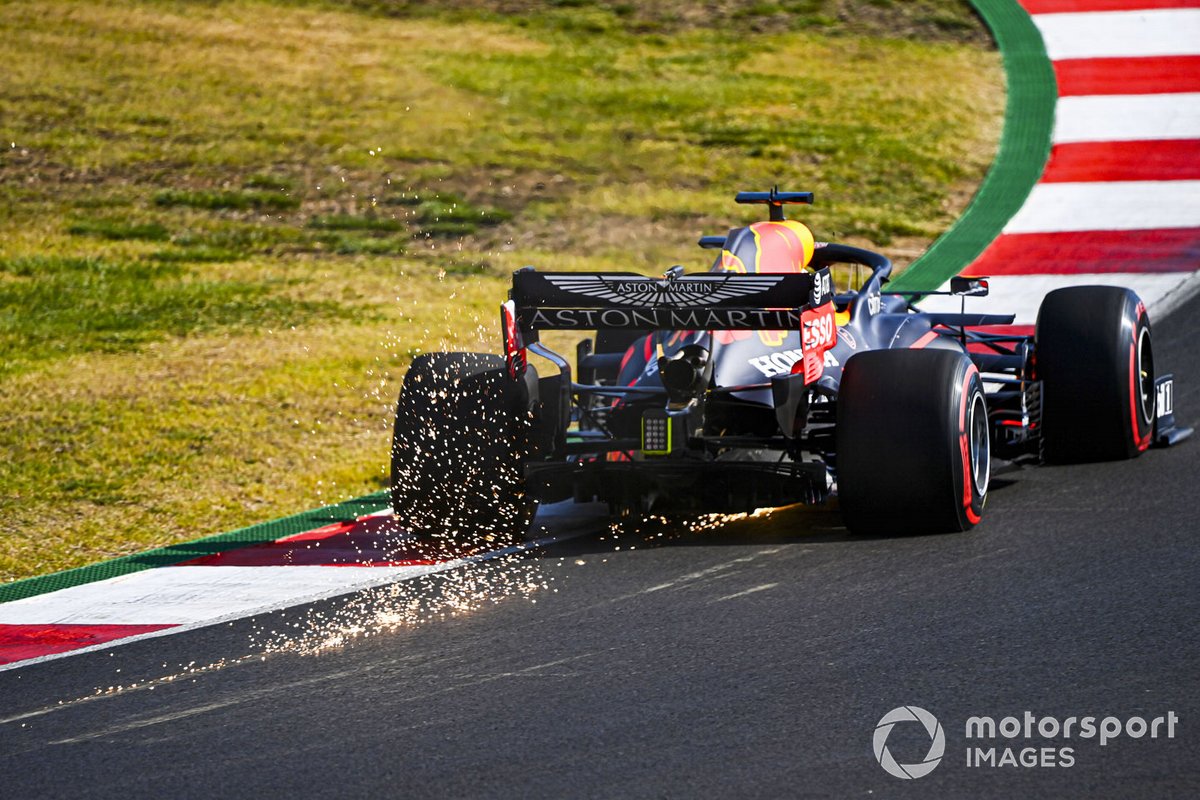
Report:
837,349,988,535
1036,286,1154,463
390,352,538,544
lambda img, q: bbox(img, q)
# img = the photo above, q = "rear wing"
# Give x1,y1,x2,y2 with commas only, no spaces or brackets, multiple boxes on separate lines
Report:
501,266,835,381
507,267,833,334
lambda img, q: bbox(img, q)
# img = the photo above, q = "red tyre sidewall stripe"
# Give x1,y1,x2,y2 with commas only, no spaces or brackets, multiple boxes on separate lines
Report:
959,364,982,525
1130,305,1153,451
1128,340,1143,449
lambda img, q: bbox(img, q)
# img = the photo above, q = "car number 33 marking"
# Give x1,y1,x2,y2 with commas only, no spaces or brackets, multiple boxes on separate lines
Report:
1157,379,1174,418
749,348,839,377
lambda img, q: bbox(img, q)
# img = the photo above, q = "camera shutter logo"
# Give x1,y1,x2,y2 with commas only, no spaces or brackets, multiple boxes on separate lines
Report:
873,706,945,779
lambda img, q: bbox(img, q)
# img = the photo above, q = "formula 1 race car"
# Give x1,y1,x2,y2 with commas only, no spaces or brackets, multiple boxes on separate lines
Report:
390,190,1191,537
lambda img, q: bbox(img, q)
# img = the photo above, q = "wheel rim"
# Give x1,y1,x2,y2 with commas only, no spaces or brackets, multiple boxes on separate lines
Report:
1136,326,1155,425
969,392,990,497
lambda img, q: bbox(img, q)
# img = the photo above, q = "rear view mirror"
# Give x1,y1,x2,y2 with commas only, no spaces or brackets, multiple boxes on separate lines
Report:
951,276,990,297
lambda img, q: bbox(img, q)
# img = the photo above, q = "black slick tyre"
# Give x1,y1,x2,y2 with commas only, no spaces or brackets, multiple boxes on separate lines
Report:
390,352,537,544
837,349,989,535
1035,286,1154,463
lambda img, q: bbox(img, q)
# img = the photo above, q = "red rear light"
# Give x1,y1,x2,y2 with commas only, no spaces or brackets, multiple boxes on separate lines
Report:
501,300,526,379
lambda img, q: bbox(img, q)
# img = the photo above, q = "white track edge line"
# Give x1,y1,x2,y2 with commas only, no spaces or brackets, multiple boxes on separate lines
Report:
0,524,593,674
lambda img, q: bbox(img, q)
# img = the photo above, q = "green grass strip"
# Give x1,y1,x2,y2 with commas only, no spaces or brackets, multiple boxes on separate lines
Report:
889,0,1055,291
0,492,390,603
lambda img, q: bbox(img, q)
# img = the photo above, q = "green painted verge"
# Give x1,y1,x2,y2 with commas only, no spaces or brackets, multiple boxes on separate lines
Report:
0,492,390,604
889,0,1056,291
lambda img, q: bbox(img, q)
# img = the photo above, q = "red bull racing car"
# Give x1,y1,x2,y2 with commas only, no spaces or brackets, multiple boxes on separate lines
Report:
390,190,1190,536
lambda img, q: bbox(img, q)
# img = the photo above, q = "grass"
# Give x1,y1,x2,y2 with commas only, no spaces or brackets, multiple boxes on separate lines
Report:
0,0,1002,582
66,220,171,241
327,0,993,43
0,255,339,369
145,246,244,263
154,188,302,212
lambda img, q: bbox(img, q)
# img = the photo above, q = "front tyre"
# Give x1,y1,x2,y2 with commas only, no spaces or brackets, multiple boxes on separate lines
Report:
390,352,538,544
1036,286,1154,463
837,349,989,535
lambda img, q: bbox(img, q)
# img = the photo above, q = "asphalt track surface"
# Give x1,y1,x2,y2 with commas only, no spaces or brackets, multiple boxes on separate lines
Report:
2,293,1199,798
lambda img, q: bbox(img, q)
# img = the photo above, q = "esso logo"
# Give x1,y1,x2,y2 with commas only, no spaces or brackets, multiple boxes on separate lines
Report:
803,310,835,351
